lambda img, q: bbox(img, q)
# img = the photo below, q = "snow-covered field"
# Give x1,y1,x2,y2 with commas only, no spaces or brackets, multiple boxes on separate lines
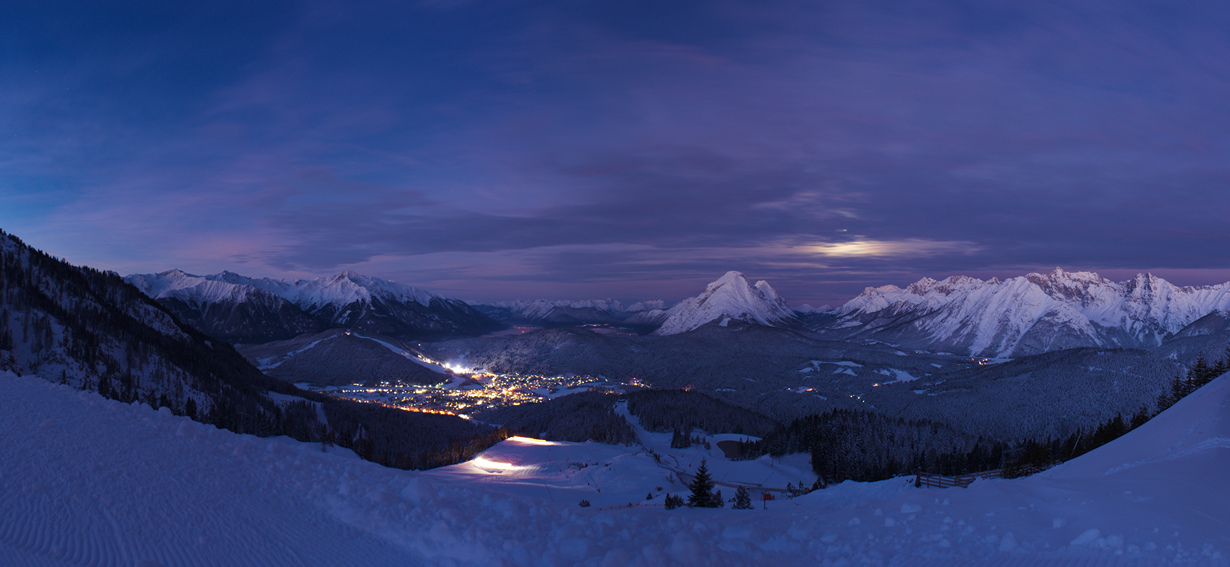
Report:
2,370,1228,566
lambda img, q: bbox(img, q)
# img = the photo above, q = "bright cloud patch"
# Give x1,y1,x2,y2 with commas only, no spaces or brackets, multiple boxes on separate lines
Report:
802,239,980,259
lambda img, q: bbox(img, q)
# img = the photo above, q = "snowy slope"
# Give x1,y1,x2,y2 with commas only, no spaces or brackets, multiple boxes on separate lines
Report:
654,272,798,335
837,268,1230,357
624,308,669,326
284,271,441,311
3,370,1229,565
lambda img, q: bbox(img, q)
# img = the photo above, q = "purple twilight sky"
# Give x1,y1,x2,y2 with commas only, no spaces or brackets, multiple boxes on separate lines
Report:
3,1,1230,305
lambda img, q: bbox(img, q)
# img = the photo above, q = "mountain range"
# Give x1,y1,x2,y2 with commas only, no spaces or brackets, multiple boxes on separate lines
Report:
126,270,501,343
124,267,1230,362
832,268,1230,357
468,268,1230,360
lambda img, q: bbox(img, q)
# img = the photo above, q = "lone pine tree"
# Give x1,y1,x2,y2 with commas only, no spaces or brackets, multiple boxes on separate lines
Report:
687,459,721,508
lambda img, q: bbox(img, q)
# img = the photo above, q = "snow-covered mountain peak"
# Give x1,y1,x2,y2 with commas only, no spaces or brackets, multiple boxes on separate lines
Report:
654,272,798,335
126,269,263,305
283,272,440,309
754,279,781,301
697,271,748,296
1123,272,1171,295
916,275,985,296
842,276,988,317
697,272,757,307
904,277,938,295
1024,268,1114,304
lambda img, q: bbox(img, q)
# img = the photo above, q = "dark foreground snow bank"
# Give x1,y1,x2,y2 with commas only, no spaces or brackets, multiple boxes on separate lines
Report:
1,371,1227,566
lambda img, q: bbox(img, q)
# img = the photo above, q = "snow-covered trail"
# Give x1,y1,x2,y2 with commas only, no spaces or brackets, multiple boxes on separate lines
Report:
2,370,1228,566
0,375,418,567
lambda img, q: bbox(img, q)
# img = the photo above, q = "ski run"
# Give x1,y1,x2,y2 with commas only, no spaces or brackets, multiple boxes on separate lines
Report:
2,370,1228,566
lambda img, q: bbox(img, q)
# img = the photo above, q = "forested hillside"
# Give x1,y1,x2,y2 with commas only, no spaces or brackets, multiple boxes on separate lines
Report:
477,391,636,444
0,229,493,469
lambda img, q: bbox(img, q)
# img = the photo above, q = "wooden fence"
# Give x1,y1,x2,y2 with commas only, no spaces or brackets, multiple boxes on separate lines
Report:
914,469,1002,489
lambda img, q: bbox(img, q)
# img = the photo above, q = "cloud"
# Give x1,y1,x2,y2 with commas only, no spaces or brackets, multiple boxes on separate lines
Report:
801,239,981,259
8,1,1230,302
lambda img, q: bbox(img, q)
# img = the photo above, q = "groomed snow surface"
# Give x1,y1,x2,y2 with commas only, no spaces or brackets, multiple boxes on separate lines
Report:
2,371,1228,566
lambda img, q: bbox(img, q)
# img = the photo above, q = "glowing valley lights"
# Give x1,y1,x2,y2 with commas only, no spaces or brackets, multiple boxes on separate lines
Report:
301,369,645,415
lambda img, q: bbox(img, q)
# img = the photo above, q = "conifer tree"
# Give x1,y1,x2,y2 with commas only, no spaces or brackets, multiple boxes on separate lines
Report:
733,486,752,509
687,459,719,508
671,426,693,449
664,494,684,510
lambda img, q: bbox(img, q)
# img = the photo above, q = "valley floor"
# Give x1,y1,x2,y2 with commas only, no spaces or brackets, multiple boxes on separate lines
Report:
1,371,1228,566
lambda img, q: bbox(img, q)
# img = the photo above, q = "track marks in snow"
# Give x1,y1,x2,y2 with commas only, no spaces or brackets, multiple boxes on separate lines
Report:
0,376,417,567
5,372,1230,566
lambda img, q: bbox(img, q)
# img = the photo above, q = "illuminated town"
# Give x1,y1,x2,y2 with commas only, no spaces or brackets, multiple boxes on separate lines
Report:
304,367,646,418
